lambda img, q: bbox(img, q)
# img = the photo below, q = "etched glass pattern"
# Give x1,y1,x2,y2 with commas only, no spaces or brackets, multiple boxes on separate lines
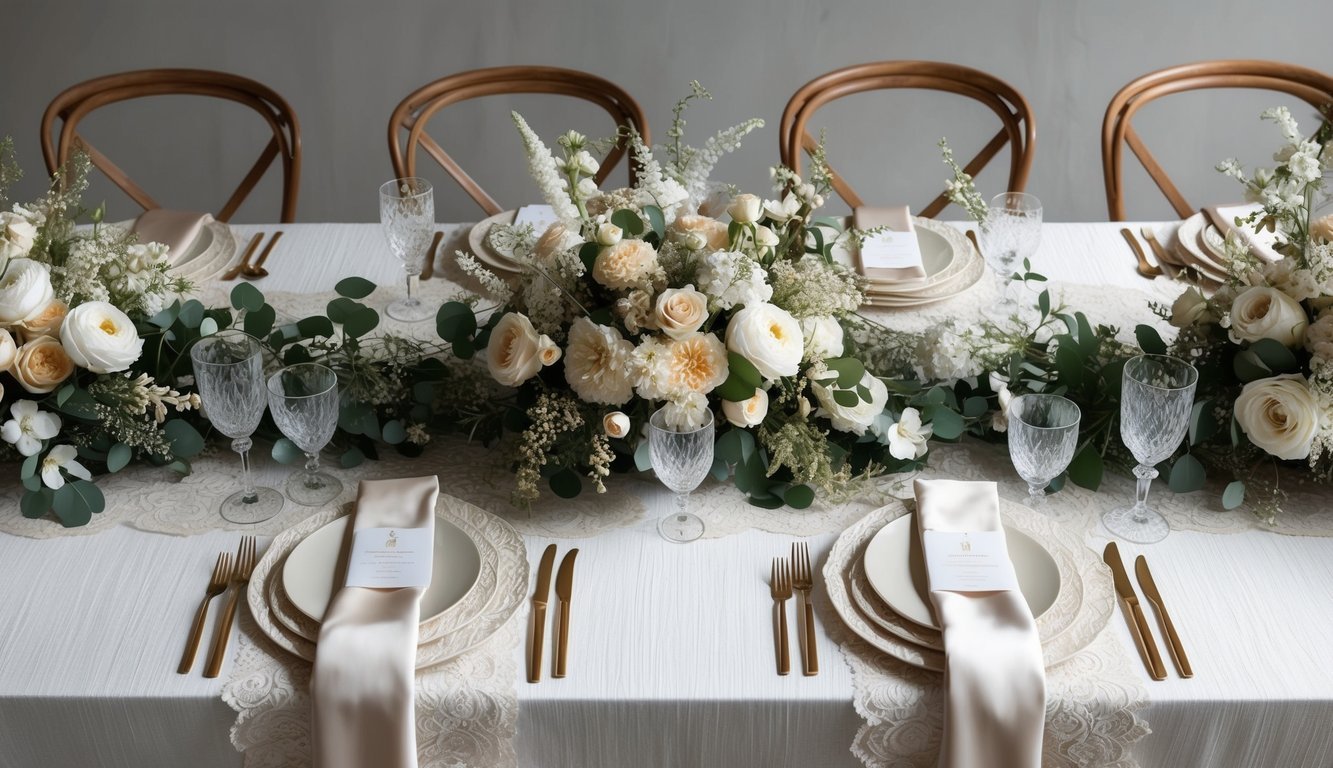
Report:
1008,394,1081,506
980,192,1042,278
648,408,714,542
266,363,341,506
379,177,436,322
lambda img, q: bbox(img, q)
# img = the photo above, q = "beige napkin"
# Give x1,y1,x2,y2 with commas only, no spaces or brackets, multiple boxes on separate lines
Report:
130,209,213,262
854,205,927,282
312,476,438,768
1204,203,1281,263
915,479,1045,768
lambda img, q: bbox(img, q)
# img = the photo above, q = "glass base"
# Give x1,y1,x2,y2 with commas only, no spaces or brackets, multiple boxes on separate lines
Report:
221,486,285,524
386,296,435,322
286,471,342,506
1102,504,1169,544
658,512,704,543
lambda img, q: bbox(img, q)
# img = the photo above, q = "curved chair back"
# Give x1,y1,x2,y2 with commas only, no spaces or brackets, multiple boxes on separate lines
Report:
41,69,301,222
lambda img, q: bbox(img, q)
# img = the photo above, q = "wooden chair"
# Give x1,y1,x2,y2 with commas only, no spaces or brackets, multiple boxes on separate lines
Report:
780,61,1035,218
388,66,649,216
1102,60,1333,221
41,69,301,222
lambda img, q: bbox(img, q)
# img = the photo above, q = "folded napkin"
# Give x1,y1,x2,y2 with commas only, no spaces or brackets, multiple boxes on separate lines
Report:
915,479,1045,768
854,205,927,282
130,209,213,262
312,476,438,768
1204,204,1281,263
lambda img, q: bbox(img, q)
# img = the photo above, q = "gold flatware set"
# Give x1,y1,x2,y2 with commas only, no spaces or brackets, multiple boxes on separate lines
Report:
420,230,444,281
1103,542,1192,681
770,542,820,677
529,544,579,682
223,231,284,280
178,535,257,677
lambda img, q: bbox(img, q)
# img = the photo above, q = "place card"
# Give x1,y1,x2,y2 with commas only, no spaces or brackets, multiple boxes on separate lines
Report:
853,205,927,281
344,527,433,589
514,204,560,235
922,530,1019,593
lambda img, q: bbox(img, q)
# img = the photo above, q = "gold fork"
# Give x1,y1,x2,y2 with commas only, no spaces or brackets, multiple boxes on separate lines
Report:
791,542,819,676
771,558,792,676
177,552,232,674
204,535,257,678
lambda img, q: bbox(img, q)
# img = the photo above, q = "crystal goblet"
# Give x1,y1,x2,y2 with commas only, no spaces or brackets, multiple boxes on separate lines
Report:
379,177,436,322
1007,393,1081,510
980,191,1043,280
266,363,341,506
648,407,714,543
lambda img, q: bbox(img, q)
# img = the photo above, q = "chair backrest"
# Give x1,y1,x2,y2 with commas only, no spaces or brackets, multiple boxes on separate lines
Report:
388,66,650,216
780,61,1035,218
1102,60,1333,221
41,69,301,223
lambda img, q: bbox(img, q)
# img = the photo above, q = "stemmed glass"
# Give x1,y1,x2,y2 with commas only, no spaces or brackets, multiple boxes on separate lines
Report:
648,407,714,543
265,363,342,506
980,192,1043,281
1103,354,1199,544
190,331,284,524
1007,394,1082,510
379,177,436,322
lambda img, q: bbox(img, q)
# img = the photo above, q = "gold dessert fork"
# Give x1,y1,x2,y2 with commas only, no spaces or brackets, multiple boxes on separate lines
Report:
791,541,819,676
177,551,232,674
204,535,257,678
771,558,792,676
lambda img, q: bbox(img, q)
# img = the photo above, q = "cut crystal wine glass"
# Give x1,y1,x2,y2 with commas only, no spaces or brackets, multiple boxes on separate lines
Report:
266,363,341,506
1007,393,1081,511
1103,354,1198,543
980,192,1043,281
379,177,435,322
190,331,284,524
648,407,714,543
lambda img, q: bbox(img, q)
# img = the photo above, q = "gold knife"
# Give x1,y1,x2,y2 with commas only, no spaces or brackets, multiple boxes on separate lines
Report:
421,231,443,281
553,548,579,679
1104,542,1167,680
528,544,557,683
1135,555,1193,678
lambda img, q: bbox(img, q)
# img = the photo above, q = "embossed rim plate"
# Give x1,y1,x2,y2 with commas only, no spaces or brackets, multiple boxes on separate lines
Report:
1173,212,1228,279
862,513,1060,631
466,210,524,274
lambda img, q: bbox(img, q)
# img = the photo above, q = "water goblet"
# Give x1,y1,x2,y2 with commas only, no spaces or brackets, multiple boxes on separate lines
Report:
980,192,1043,281
190,331,284,524
1102,354,1199,544
648,406,715,543
379,177,436,322
266,363,342,506
1007,393,1081,511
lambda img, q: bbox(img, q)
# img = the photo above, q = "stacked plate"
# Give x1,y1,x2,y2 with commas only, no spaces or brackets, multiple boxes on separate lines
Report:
109,217,239,282
247,493,528,668
835,217,985,309
825,501,1112,671
1166,212,1231,284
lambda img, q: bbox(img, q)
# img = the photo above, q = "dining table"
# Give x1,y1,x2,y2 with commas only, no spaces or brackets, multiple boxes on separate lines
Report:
2,220,1333,768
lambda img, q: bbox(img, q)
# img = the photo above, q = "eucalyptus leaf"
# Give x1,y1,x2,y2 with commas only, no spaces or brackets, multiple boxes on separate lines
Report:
198,317,218,337
20,488,52,519
164,420,205,458
326,297,360,324
1250,338,1299,374
243,304,276,338
832,389,860,408
824,357,866,388
642,204,666,238
1135,325,1167,355
106,443,132,473
1067,445,1103,490
335,276,376,299
748,492,786,510
1222,480,1246,510
549,468,583,499
271,438,304,465
709,458,729,482
962,396,989,418
634,438,653,471
610,209,645,236
20,454,38,479
578,242,600,272
53,479,103,527
1189,400,1217,446
1232,350,1271,383
382,420,407,445
343,308,380,339
924,406,964,440
436,302,477,343
296,316,335,339
230,283,265,313
784,484,816,509
340,446,366,468
178,300,206,328
1168,453,1207,493
1055,343,1083,388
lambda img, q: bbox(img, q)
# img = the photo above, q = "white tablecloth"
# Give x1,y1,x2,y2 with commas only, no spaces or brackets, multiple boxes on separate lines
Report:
2,223,1332,768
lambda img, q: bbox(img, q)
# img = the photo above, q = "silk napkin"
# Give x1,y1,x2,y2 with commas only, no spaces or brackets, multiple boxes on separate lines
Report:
312,476,438,768
915,479,1045,768
1204,203,1280,263
854,205,927,282
131,209,212,262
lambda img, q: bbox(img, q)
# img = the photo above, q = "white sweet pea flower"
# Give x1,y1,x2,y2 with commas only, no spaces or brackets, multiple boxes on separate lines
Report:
40,444,91,490
571,150,599,176
2,399,61,457
763,194,803,223
884,407,933,460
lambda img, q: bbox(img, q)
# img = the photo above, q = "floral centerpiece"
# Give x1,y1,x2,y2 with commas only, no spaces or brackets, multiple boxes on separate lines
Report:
438,84,964,508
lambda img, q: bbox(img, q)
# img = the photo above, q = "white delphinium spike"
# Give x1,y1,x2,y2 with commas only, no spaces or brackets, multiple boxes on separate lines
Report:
511,112,580,224
678,118,765,204
455,251,514,303
628,132,688,222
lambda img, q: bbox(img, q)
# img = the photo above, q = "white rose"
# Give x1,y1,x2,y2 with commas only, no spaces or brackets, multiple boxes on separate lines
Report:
59,301,144,374
1234,374,1320,460
1170,287,1212,328
0,211,39,260
800,316,844,360
1229,286,1308,347
727,193,763,224
486,312,544,387
596,223,623,247
0,328,15,371
603,411,631,438
537,334,562,366
811,370,888,436
726,302,803,379
722,389,768,428
654,285,709,340
0,259,55,325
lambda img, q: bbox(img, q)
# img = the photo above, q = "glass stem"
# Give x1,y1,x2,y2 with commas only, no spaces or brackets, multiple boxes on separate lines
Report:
233,437,257,504
1027,483,1046,505
1132,464,1158,522
406,272,420,304
304,451,320,486
674,490,691,519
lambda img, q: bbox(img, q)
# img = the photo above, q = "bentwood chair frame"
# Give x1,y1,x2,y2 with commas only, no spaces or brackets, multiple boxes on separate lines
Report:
1102,60,1333,221
388,66,650,216
780,61,1035,218
41,69,302,223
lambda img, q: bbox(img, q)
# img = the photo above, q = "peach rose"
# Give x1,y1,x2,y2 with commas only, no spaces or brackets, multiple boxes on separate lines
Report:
654,285,708,340
11,336,75,394
17,298,68,340
670,215,729,251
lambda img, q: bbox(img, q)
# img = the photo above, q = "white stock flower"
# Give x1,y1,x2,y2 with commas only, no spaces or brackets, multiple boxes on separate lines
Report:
727,193,763,224
2,400,61,457
883,407,933,460
662,391,711,431
1228,286,1308,348
40,444,91,490
0,259,55,325
603,411,631,438
800,316,844,360
763,194,802,224
60,301,144,373
722,388,769,428
511,111,581,223
726,302,803,379
811,370,888,436
1234,374,1320,460
569,150,600,176
0,211,39,261
564,317,635,405
654,285,709,340
696,250,772,310
486,312,545,387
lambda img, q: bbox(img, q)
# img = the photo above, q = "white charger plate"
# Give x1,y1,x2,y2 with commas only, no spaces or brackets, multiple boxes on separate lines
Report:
862,513,1060,631
1173,212,1229,280
467,210,525,274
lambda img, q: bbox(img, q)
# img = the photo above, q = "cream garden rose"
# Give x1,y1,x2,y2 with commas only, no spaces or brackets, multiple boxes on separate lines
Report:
593,239,658,290
1228,286,1308,347
654,285,708,340
1234,374,1321,460
800,316,844,360
0,210,39,261
532,222,583,263
17,298,68,340
670,215,729,251
59,301,143,374
810,370,888,436
726,302,802,379
603,411,631,438
11,336,74,393
1170,287,1212,328
722,388,768,428
564,317,636,405
0,259,55,325
487,312,547,387
727,193,762,224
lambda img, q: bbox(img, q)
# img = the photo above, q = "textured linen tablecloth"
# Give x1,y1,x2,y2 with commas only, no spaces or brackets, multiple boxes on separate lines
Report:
2,223,1333,768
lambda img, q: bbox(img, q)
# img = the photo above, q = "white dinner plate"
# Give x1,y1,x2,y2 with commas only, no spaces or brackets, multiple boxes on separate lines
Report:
467,210,525,274
862,513,1060,631
282,514,482,624
1173,212,1229,279
848,559,944,651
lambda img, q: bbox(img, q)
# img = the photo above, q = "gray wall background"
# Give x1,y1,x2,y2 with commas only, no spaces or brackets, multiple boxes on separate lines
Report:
1,0,1328,224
